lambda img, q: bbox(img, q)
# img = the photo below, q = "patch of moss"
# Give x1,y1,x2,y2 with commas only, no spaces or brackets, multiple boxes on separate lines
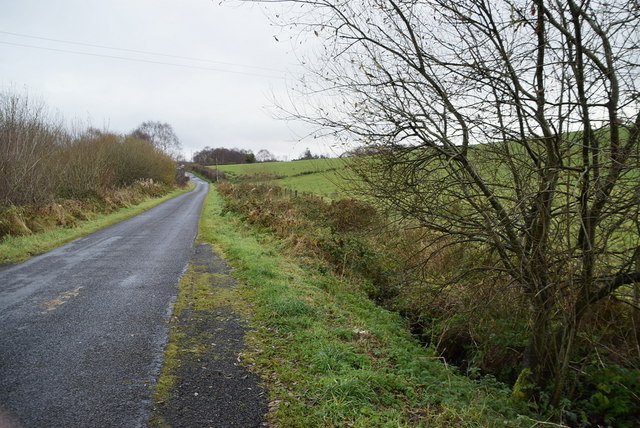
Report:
513,368,534,402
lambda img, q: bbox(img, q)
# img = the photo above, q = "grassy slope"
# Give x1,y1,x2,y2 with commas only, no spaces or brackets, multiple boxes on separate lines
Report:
216,129,636,199
0,183,195,263
195,187,540,427
215,158,351,199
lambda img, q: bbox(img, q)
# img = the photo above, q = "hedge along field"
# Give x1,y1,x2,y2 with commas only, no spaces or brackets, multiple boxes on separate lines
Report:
0,91,182,257
213,158,354,199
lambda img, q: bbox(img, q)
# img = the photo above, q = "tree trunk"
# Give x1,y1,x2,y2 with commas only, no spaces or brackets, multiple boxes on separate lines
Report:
550,317,578,406
527,293,556,392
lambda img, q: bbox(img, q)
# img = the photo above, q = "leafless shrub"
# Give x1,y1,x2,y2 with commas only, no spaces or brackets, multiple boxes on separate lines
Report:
0,92,66,206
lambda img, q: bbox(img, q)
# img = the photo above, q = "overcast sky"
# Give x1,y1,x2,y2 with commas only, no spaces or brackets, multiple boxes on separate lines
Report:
0,0,327,160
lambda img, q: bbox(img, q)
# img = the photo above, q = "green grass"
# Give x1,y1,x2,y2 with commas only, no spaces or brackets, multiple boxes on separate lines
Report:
274,168,349,199
195,186,542,427
0,183,195,263
217,158,343,178
214,158,352,198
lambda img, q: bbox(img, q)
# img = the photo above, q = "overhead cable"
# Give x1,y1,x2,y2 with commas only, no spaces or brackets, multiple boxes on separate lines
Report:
0,30,285,73
0,40,285,79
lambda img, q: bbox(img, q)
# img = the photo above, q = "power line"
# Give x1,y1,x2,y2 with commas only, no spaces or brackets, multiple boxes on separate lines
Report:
0,40,286,80
0,30,286,74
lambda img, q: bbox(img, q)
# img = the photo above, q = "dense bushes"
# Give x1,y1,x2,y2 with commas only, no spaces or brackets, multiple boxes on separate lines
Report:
216,181,640,427
0,92,180,238
1,93,177,208
57,132,174,198
393,239,640,427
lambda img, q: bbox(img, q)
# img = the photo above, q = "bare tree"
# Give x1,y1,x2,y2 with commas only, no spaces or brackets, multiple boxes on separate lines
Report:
131,121,183,159
256,149,277,162
259,0,640,406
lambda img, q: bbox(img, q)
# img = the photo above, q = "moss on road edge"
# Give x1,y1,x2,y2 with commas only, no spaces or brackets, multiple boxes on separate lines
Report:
149,242,267,427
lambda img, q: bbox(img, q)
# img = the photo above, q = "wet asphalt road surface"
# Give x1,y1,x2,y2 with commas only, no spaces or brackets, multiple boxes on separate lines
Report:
0,176,208,428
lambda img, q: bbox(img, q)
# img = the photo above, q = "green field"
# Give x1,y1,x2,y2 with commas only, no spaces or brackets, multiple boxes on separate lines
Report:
214,158,352,199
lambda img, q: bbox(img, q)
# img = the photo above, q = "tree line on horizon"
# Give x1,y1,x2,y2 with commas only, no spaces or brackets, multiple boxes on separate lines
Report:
191,146,330,165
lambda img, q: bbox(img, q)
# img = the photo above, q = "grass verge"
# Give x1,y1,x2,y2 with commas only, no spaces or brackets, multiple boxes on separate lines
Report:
194,186,545,427
0,182,195,263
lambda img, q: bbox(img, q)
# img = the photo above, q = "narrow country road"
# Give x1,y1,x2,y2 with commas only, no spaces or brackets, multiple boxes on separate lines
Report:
0,176,208,428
